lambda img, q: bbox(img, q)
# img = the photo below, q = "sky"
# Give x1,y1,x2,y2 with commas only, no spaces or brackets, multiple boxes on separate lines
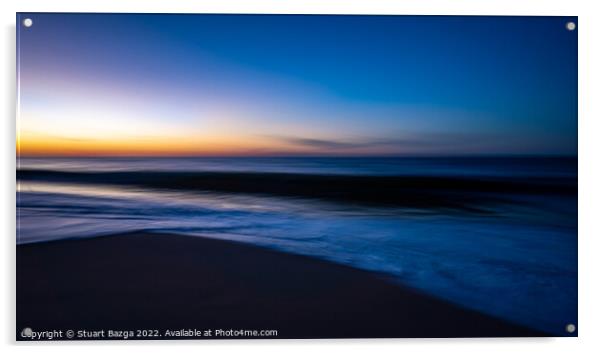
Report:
17,14,578,157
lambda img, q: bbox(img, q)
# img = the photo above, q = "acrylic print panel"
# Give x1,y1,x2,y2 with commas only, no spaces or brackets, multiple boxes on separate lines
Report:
16,13,577,340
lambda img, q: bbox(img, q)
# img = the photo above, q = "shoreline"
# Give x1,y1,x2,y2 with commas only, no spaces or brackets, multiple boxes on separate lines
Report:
17,232,547,339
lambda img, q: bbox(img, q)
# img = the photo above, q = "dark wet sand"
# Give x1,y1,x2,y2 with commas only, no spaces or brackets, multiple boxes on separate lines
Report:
17,232,545,340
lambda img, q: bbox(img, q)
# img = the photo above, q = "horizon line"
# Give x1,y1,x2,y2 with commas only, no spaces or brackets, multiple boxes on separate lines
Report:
16,153,578,159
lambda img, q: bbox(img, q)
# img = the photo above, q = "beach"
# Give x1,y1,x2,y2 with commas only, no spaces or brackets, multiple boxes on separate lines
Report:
16,157,578,336
16,13,579,342
17,232,545,339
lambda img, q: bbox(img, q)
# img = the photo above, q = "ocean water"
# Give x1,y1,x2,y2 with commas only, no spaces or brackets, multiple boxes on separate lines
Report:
18,156,577,177
16,157,577,335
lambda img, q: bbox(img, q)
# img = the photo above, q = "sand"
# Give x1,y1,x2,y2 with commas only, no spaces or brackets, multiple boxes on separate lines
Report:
17,232,545,340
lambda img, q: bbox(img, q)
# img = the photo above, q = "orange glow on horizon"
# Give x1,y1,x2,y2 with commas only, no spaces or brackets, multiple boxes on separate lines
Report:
16,134,296,157
15,132,344,157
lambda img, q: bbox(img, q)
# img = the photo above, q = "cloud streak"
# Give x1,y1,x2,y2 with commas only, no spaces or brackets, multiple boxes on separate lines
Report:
268,133,488,153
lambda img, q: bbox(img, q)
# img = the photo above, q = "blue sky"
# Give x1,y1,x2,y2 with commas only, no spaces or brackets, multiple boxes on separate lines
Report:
17,14,577,156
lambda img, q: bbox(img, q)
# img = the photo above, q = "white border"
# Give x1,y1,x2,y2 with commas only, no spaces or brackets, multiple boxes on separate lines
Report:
3,1,601,353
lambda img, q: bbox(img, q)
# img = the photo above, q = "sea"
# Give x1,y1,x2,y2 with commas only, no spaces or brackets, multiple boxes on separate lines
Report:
16,156,577,335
